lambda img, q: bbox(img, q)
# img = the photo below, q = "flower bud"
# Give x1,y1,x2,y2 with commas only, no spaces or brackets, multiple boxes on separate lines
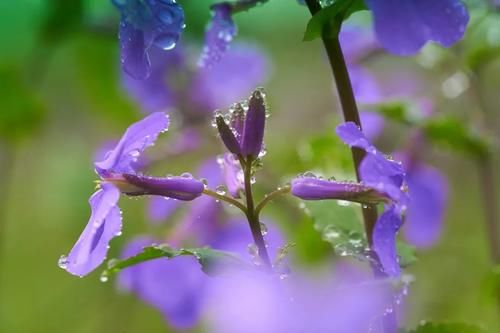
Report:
121,174,204,201
241,88,266,158
216,115,242,155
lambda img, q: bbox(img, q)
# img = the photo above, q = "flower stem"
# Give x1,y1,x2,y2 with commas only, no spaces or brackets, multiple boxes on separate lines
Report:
202,188,248,214
240,156,272,269
304,0,379,245
255,185,291,218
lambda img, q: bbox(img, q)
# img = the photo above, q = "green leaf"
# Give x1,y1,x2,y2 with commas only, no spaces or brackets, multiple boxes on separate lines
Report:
298,132,353,172
422,116,492,159
303,0,367,41
101,245,249,281
303,201,417,267
403,322,486,333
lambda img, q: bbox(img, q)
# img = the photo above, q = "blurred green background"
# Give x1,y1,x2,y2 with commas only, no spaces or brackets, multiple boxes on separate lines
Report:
0,0,499,332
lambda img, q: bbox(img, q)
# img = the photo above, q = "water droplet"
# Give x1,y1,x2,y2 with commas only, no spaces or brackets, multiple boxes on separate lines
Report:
337,200,351,207
323,225,341,242
215,185,227,195
100,274,109,283
181,172,193,178
259,222,268,236
157,9,174,25
153,33,177,50
58,255,69,270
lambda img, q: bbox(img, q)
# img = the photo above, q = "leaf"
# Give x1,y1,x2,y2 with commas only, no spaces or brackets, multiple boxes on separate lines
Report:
422,117,492,159
303,0,367,41
303,201,417,268
403,322,486,333
298,132,353,172
101,244,249,281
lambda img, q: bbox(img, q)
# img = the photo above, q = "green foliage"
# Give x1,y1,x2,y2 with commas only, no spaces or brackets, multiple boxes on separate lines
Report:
298,132,353,172
101,244,249,281
40,0,83,44
402,322,486,333
0,67,45,143
422,116,492,160
303,200,417,267
479,265,500,306
303,0,367,41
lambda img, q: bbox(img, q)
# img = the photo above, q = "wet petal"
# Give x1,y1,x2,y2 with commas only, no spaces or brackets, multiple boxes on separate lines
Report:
123,174,204,201
61,183,122,276
198,3,237,68
118,19,151,80
366,0,469,55
373,206,403,277
404,164,448,248
118,237,206,329
336,121,374,152
95,112,169,175
241,89,266,158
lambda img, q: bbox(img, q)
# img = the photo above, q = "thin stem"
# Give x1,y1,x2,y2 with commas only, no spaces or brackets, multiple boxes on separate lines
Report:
255,185,291,218
202,188,248,214
304,0,379,245
241,157,272,268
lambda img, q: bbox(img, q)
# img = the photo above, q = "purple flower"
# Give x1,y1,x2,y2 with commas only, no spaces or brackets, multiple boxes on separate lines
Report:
118,221,284,329
336,122,408,276
113,0,185,79
199,3,237,68
123,43,269,114
365,0,469,55
59,113,204,276
118,237,206,329
403,162,448,248
215,88,267,158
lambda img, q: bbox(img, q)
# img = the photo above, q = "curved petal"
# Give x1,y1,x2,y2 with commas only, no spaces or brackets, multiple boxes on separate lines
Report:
404,164,448,248
373,206,403,277
118,19,151,80
95,112,169,175
60,183,122,277
366,0,469,55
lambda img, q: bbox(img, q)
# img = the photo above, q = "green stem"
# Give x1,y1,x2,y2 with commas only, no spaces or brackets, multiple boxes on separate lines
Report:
202,188,248,214
304,0,379,245
241,156,272,268
255,185,291,218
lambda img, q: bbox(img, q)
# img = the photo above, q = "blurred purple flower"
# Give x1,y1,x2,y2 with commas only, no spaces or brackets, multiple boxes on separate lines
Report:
123,43,269,115
365,0,469,55
198,3,237,68
205,264,393,333
218,153,244,198
403,160,448,248
112,0,185,79
59,113,204,277
118,221,284,329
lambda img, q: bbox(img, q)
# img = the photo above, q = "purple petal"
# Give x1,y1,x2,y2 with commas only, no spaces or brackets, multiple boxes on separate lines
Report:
336,121,374,152
60,183,122,276
366,0,469,55
147,196,182,224
216,115,242,155
373,205,403,277
118,19,151,80
360,154,406,204
118,237,206,329
241,89,266,157
122,174,204,201
404,164,448,248
191,44,269,111
94,112,169,175
290,177,387,203
339,26,378,64
218,153,243,198
198,3,237,68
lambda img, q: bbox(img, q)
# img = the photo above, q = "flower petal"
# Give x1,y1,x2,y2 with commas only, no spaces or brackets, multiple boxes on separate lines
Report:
94,112,169,175
404,164,448,248
336,121,374,152
118,19,151,80
366,0,469,55
123,174,205,201
60,183,122,276
373,205,403,277
218,153,244,198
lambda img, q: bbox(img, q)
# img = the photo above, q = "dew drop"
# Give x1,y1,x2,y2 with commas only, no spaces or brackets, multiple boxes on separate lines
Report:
259,222,268,236
58,255,69,270
153,33,177,50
